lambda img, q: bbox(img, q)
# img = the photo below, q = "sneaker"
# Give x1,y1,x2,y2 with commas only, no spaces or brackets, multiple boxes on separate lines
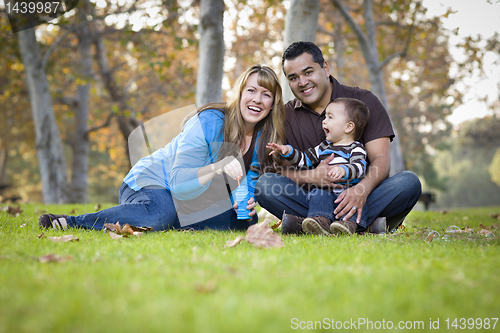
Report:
281,211,305,235
329,219,357,235
302,216,332,236
39,214,69,230
368,217,387,234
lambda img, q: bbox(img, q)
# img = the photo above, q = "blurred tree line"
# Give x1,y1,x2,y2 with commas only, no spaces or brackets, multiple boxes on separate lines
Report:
0,0,498,208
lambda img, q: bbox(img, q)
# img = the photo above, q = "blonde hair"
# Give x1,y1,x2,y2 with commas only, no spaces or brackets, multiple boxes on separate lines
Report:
187,65,286,173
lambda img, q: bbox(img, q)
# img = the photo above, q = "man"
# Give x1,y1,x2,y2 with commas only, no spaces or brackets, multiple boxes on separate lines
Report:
255,41,421,234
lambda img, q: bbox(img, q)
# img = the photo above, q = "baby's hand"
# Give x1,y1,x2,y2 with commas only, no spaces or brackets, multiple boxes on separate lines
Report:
328,165,346,179
266,143,290,156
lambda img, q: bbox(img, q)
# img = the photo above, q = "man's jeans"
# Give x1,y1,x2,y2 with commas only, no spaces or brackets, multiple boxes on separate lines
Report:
255,171,421,232
67,183,257,231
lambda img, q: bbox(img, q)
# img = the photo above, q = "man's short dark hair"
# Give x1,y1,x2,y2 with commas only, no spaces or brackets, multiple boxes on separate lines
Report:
282,41,325,74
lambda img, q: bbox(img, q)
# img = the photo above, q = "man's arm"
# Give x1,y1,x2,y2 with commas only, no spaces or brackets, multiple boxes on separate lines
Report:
333,137,391,223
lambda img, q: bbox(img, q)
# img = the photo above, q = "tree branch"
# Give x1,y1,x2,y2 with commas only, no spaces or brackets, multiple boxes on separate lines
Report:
330,0,372,67
85,112,117,136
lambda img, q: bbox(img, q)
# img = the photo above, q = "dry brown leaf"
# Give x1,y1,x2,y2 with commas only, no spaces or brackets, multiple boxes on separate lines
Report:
427,233,435,242
440,210,448,214
246,219,284,248
129,225,154,232
195,280,217,294
38,254,73,263
479,229,495,237
225,235,245,248
104,222,121,233
109,231,124,239
49,235,79,243
121,223,135,235
270,220,282,229
38,233,46,239
95,204,102,211
3,205,23,216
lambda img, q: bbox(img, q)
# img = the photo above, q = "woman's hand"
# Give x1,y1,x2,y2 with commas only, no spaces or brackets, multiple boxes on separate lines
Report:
266,143,290,156
232,196,257,217
218,156,243,180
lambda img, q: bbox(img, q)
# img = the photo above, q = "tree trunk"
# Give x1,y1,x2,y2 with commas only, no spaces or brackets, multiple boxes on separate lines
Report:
282,0,320,103
18,28,68,203
196,0,225,107
69,3,92,203
93,22,140,170
332,0,406,175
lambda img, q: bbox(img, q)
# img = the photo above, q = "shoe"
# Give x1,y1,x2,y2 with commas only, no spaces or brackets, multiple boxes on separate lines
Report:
281,211,305,235
329,219,357,235
302,216,332,236
39,214,69,230
368,217,387,234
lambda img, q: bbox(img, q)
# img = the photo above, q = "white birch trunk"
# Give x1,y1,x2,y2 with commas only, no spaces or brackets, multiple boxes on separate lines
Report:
18,28,68,203
196,0,225,107
282,0,320,103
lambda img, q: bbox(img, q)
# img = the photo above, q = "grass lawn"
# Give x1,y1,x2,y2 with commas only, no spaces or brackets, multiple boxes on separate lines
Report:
1,204,500,333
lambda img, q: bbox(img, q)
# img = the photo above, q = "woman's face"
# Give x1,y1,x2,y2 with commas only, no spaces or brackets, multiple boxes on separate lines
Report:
239,73,274,129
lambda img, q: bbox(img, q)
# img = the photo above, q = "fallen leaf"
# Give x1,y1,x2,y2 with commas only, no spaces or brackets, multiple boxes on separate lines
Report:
69,208,76,214
427,233,435,242
245,219,284,248
48,235,79,243
3,205,23,216
95,203,102,211
104,222,121,233
38,254,73,263
133,232,143,237
270,220,282,229
479,229,495,237
109,231,124,239
128,225,154,232
440,210,448,214
38,233,46,239
225,235,245,248
121,223,135,235
480,224,490,230
195,280,217,294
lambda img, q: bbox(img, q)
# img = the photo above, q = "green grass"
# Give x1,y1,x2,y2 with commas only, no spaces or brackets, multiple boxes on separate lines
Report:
1,204,500,333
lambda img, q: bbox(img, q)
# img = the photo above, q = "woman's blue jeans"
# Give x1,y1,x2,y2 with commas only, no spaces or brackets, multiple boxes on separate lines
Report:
67,183,257,231
255,171,421,232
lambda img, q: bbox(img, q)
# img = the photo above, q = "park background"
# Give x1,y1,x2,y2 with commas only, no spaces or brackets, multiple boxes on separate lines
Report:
0,0,499,210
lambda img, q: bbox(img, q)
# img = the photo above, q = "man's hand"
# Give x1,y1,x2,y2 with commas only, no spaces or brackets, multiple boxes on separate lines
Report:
334,184,368,223
333,137,391,224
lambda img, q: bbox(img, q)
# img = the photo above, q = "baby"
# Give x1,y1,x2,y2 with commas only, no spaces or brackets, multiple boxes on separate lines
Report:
267,97,370,236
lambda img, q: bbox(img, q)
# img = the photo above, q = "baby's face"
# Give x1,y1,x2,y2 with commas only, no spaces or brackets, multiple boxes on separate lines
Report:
322,102,351,144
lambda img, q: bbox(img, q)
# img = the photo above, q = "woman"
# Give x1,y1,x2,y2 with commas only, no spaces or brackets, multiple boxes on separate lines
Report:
39,65,286,231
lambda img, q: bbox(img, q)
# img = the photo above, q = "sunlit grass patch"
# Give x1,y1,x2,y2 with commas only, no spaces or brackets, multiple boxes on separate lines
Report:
1,204,499,333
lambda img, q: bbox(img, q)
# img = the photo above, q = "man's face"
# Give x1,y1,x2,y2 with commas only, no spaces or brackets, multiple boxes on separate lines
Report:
283,52,331,112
